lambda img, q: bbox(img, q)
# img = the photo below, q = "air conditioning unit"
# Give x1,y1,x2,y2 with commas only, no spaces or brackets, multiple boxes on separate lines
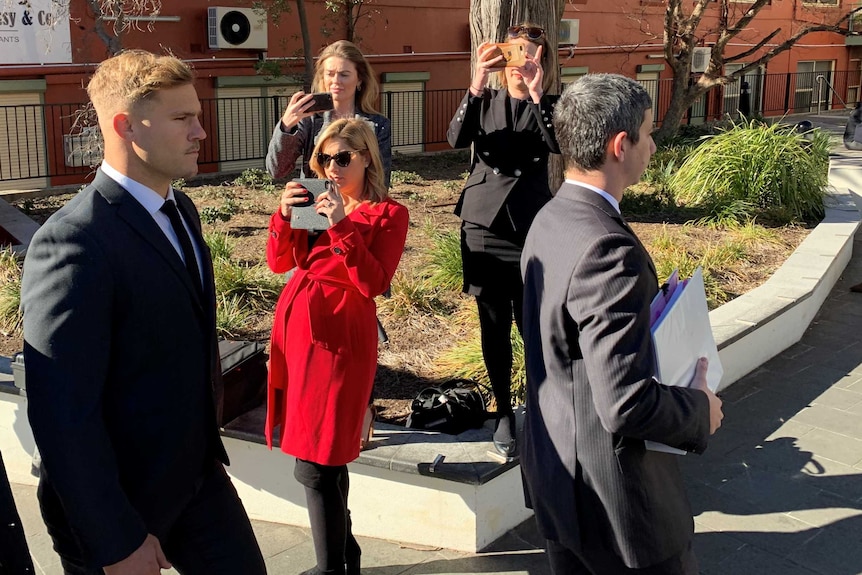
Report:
208,7,268,50
559,19,580,46
691,47,711,74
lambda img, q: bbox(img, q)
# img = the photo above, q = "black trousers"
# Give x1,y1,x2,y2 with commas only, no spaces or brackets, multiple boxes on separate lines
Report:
462,220,525,415
477,291,524,415
294,458,361,575
546,539,698,575
42,463,266,575
0,451,35,575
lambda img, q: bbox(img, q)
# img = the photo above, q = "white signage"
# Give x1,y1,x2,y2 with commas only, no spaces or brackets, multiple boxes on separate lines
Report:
0,0,72,64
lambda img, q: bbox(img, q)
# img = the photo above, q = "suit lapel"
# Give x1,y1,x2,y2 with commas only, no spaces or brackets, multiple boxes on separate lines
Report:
558,182,658,281
95,171,206,317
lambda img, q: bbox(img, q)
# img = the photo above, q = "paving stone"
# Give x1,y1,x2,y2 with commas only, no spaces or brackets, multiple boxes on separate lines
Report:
692,523,747,571
250,519,310,559
792,404,862,441
706,543,821,575
694,510,820,558
785,515,862,575
790,427,862,467
763,420,816,441
264,539,319,574
396,550,550,575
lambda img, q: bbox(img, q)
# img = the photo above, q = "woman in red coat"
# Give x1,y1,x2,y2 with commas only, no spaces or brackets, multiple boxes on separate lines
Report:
265,118,409,575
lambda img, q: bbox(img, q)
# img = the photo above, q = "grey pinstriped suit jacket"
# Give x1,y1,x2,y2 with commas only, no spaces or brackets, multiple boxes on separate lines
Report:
520,182,710,568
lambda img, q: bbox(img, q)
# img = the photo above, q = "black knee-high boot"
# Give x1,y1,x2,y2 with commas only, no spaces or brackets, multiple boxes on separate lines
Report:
476,295,517,455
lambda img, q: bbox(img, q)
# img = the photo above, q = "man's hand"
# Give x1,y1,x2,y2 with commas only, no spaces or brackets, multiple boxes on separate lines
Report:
690,357,723,435
103,534,171,575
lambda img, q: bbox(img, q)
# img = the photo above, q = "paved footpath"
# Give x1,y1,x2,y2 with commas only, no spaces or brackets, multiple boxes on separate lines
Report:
12,124,862,574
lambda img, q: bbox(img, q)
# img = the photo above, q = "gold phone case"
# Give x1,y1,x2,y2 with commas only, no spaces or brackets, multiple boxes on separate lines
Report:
494,43,526,67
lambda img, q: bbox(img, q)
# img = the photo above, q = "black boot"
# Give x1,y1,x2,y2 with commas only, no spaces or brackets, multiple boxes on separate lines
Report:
493,412,517,457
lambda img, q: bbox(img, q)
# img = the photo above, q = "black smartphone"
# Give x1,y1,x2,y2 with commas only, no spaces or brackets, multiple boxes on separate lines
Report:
290,178,331,230
305,92,334,114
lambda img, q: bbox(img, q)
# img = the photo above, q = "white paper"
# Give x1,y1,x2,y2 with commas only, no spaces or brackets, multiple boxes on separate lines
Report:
646,267,722,455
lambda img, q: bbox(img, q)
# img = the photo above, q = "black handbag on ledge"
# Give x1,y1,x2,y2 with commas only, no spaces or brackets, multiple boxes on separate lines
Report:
406,379,488,435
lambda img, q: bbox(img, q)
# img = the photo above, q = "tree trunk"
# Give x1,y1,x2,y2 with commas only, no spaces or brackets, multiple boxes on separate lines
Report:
469,0,566,188
653,73,696,144
295,0,315,91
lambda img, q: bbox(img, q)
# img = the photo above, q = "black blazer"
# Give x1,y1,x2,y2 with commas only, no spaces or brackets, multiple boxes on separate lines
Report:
21,170,227,568
520,183,710,568
447,88,559,235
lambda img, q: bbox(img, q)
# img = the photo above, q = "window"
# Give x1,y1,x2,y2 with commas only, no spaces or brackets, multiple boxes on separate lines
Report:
636,72,660,125
723,64,764,118
795,60,835,113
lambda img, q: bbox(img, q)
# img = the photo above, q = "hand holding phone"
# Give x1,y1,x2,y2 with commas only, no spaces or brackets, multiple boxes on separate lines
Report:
492,43,527,68
288,179,332,230
304,92,334,114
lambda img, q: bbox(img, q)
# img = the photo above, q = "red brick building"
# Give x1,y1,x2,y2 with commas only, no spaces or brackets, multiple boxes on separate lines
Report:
0,0,858,189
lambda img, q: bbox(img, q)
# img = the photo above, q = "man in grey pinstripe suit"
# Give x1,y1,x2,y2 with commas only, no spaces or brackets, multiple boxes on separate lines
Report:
520,74,724,575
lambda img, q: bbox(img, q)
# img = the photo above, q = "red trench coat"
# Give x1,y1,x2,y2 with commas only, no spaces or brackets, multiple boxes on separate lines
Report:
265,197,409,466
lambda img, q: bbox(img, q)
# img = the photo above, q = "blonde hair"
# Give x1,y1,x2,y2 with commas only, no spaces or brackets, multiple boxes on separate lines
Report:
312,40,380,115
87,49,195,117
310,118,388,203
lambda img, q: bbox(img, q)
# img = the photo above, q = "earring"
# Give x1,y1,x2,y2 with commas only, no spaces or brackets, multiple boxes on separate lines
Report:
357,84,362,91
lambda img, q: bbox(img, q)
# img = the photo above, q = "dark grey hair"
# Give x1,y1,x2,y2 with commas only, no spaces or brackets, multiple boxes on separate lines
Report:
553,73,653,171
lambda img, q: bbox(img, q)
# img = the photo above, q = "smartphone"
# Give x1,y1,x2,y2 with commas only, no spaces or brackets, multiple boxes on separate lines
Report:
493,43,526,68
290,178,331,230
305,92,334,114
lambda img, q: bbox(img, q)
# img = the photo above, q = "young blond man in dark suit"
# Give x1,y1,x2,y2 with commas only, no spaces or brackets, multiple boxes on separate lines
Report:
21,50,265,575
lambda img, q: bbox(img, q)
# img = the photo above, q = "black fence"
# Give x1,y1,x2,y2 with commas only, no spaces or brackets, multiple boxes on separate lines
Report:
1,71,860,184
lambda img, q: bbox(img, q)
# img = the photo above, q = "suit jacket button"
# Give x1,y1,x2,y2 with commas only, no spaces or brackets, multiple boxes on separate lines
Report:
333,247,344,255
514,169,522,177
493,167,500,175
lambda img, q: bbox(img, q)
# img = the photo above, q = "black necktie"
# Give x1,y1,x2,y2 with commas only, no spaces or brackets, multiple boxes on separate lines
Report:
161,199,202,298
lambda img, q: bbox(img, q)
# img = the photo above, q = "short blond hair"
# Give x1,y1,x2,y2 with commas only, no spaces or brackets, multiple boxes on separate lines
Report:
310,118,388,203
87,49,195,117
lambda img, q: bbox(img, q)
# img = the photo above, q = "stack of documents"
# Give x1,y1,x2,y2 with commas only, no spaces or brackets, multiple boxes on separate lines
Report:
647,267,722,454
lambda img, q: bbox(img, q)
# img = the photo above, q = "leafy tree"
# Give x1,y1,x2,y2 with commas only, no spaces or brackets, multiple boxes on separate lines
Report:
652,0,862,143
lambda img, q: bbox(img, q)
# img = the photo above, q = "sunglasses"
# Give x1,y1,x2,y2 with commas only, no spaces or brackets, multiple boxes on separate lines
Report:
316,150,362,168
507,25,545,41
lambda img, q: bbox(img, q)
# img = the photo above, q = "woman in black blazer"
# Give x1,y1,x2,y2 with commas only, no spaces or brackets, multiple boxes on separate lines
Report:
447,23,560,457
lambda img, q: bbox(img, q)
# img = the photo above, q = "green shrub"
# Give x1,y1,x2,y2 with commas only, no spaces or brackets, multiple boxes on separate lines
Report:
212,258,282,310
204,231,235,262
200,198,240,225
436,321,525,407
379,272,454,317
391,170,423,186
233,169,275,192
423,223,462,291
215,294,253,339
0,249,22,335
670,119,829,225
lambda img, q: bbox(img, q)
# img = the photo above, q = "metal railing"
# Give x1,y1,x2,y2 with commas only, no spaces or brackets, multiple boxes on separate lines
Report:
1,72,860,184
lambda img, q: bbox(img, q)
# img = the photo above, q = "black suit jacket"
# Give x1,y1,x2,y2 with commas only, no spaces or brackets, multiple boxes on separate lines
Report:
520,183,710,568
447,88,559,235
21,170,227,568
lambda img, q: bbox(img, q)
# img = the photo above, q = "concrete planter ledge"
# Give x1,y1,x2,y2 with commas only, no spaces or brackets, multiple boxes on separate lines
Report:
711,150,862,390
2,145,861,553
